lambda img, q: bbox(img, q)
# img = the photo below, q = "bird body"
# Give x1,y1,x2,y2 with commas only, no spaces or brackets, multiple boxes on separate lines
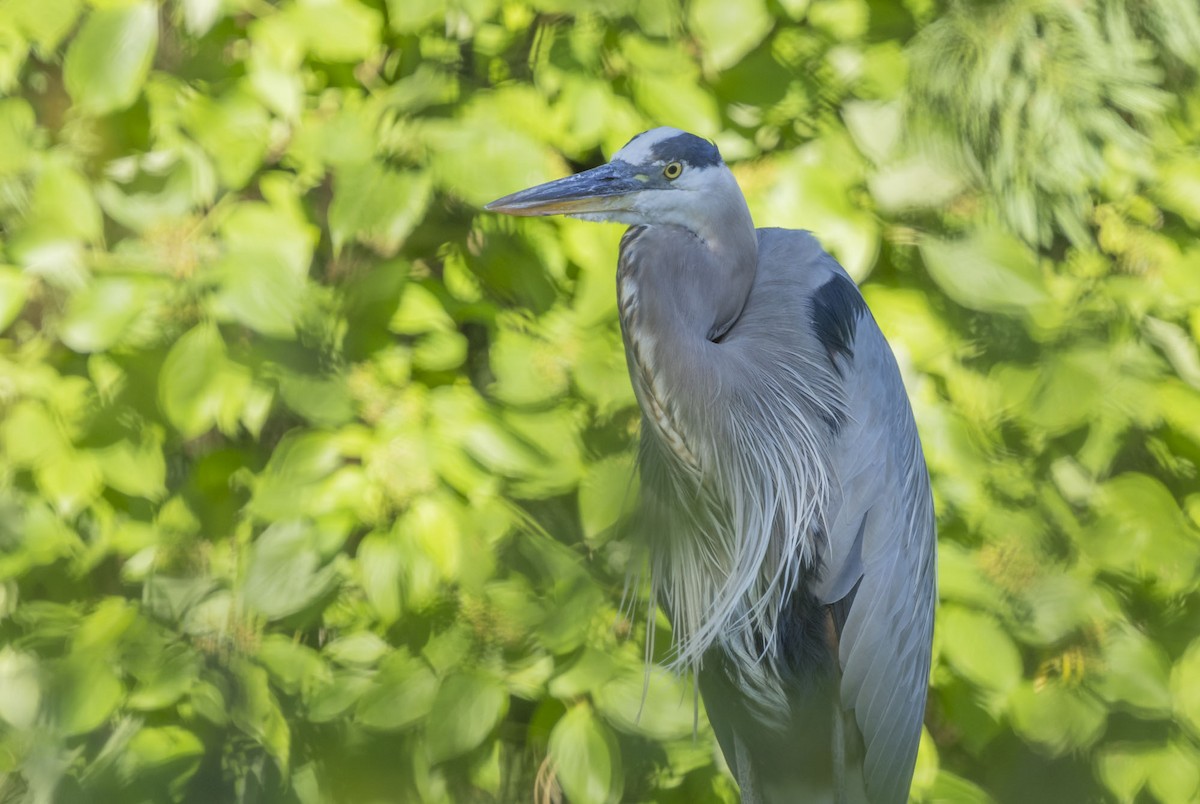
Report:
488,128,936,804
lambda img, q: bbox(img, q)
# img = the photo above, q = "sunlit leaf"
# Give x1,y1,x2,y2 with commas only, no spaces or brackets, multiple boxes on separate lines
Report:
355,651,438,732
920,228,1049,315
229,659,290,773
1009,681,1106,755
425,672,508,764
241,521,339,620
594,665,695,740
119,726,205,793
63,3,157,114
938,605,1022,697
0,648,41,729
688,0,773,73
50,654,124,736
548,705,623,804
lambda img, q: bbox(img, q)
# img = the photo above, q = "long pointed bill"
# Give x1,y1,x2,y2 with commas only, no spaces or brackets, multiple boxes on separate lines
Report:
485,161,644,217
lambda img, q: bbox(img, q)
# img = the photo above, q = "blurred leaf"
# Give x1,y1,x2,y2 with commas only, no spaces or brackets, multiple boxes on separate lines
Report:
920,228,1049,316
549,648,619,700
1092,473,1200,595
1172,636,1200,739
50,654,124,736
938,605,1021,696
209,251,305,339
241,521,339,620
94,429,167,500
63,3,157,114
688,0,773,73
578,455,634,543
357,531,404,624
304,669,372,723
249,431,344,520
1147,742,1200,803
324,632,389,667
355,651,438,732
548,705,623,804
119,726,204,794
257,635,325,696
0,648,40,729
329,164,432,256
158,323,252,439
60,278,154,352
425,672,508,764
0,267,27,331
1009,681,1106,756
925,770,996,803
594,665,695,741
230,659,290,773
1093,627,1171,716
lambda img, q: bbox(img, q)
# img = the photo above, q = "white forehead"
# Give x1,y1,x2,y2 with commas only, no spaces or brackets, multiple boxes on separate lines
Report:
613,127,690,164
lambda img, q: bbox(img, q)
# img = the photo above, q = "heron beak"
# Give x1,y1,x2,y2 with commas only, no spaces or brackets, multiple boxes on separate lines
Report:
485,161,644,217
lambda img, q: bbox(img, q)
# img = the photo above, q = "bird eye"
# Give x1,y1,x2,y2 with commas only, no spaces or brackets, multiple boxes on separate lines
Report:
663,161,683,180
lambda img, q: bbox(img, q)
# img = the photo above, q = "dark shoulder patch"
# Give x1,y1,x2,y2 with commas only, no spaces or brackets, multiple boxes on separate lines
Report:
651,133,722,168
810,274,867,376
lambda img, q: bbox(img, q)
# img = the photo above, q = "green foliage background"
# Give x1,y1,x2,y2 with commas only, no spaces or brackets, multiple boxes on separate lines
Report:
1,0,1199,801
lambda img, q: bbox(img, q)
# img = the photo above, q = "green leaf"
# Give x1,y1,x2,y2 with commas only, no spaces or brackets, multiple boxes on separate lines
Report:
355,651,438,732
1096,743,1150,802
329,163,432,256
209,251,306,339
926,770,996,804
241,521,339,620
548,648,619,700
275,0,382,62
548,705,623,804
63,3,158,114
594,665,696,740
50,654,124,736
1092,473,1200,595
938,605,1022,696
304,670,372,723
920,228,1049,315
158,323,253,439
0,648,41,729
250,430,344,520
357,532,404,624
119,726,205,794
1009,681,1106,755
1093,627,1171,716
60,277,153,353
230,659,291,772
1147,742,1200,804
425,672,508,764
1171,636,1200,739
93,428,167,500
578,455,634,544
0,267,27,332
127,641,201,711
324,632,389,667
6,0,82,51
256,635,326,697
687,0,774,72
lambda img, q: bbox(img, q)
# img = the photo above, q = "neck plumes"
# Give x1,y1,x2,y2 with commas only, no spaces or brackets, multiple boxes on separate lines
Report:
618,193,836,708
616,192,756,474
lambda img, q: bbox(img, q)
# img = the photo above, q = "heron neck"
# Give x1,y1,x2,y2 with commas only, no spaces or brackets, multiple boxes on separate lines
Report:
620,214,758,343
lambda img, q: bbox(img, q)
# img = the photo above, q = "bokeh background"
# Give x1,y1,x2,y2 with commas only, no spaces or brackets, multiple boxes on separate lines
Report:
2,0,1199,801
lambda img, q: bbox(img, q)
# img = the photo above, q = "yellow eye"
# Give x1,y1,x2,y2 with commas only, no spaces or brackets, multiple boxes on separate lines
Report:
663,161,683,179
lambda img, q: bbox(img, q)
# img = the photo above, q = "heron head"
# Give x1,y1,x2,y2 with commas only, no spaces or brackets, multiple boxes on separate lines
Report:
486,128,745,235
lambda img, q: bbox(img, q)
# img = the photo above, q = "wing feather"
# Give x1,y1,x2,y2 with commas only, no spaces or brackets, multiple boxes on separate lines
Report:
814,293,937,804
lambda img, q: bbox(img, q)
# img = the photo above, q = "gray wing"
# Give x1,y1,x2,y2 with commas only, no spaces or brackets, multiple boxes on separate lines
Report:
812,273,938,804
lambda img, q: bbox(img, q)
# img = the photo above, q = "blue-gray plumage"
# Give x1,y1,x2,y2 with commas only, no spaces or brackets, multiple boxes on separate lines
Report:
487,128,936,804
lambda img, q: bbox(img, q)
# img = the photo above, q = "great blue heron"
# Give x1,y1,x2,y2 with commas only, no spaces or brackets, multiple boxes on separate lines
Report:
487,128,936,804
